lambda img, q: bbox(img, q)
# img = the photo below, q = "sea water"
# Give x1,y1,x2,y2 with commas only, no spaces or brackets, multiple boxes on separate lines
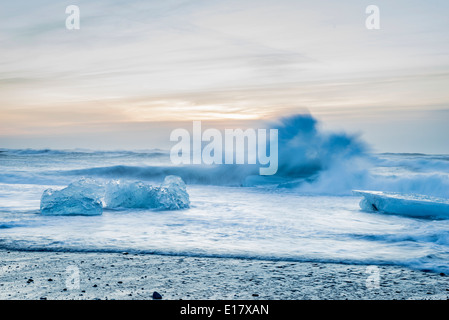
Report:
1,148,449,273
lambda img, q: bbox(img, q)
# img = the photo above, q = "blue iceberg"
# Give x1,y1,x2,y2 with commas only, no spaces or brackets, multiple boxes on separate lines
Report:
157,175,190,210
40,178,103,216
104,175,190,210
40,176,190,215
353,190,449,219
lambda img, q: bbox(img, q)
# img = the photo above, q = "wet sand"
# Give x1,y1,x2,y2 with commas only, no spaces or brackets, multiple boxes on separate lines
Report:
1,249,448,300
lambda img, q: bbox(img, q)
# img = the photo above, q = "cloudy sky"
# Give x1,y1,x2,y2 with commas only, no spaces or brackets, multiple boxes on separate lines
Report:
0,0,448,152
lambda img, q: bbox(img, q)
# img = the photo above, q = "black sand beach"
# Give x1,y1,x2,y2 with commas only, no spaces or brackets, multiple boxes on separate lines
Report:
1,250,448,300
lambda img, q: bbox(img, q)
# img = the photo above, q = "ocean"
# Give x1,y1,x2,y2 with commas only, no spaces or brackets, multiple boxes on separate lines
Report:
1,146,449,273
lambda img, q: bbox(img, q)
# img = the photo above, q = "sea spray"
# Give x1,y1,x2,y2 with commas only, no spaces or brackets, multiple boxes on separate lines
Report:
3,114,449,198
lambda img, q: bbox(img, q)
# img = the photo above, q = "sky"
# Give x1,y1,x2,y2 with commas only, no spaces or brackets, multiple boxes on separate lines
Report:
0,0,448,153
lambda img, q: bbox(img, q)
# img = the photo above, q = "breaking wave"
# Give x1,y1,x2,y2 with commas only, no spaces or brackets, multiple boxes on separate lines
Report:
1,114,448,198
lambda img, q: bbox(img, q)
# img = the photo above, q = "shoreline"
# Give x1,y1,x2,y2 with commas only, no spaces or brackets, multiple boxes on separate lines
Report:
1,249,448,300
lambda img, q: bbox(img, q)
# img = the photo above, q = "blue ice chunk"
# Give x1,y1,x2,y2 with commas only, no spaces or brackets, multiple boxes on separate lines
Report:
353,190,449,219
40,178,103,216
157,175,190,210
40,176,190,214
104,180,160,209
103,175,190,210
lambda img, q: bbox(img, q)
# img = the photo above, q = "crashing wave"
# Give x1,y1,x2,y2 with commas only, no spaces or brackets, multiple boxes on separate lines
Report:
7,114,449,199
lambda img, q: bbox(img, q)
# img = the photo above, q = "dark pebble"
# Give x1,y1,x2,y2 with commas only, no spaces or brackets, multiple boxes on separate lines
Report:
440,273,446,276
118,281,123,284
93,285,97,287
48,279,53,282
40,297,47,300
252,294,259,297
152,291,162,299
